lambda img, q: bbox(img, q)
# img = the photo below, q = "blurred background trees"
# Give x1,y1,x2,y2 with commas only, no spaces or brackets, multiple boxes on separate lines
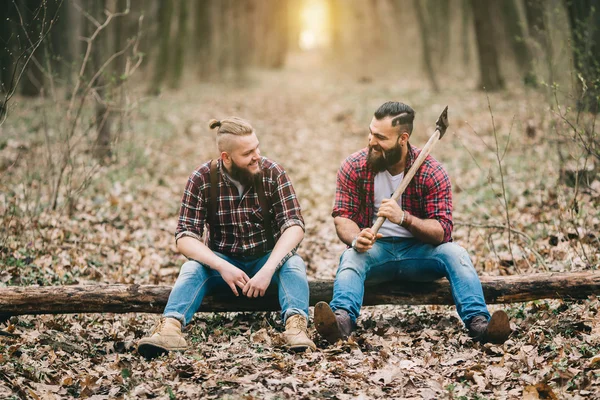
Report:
1,0,598,103
0,0,598,163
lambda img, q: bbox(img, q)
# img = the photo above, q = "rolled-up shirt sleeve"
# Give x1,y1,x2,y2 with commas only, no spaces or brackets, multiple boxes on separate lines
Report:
422,164,453,243
174,172,206,244
271,168,304,234
332,158,360,222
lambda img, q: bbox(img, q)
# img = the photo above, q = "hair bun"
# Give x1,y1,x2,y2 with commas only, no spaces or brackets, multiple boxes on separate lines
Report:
208,119,221,129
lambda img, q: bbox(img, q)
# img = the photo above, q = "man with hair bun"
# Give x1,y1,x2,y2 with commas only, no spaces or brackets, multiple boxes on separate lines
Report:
314,101,512,345
138,117,315,358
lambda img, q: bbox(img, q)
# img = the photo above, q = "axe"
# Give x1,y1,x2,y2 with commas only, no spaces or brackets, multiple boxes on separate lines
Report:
371,106,449,234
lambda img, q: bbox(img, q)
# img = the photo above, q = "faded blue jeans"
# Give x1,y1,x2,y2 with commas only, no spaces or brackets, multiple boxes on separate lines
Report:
164,251,309,327
329,237,491,325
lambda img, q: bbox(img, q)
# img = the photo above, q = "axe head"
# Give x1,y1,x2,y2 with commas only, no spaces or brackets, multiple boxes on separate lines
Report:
436,106,449,139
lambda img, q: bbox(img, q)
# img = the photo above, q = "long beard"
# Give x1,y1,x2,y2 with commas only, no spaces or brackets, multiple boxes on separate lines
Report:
228,159,260,186
367,142,402,173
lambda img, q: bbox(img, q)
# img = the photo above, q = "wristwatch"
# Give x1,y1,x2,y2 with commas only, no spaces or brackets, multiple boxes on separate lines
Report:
351,236,358,250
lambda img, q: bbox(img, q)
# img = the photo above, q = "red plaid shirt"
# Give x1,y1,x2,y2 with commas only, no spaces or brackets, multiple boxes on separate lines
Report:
332,144,453,243
175,157,304,256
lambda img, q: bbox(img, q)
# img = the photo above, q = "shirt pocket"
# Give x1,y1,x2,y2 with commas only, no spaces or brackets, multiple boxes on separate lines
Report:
242,205,267,239
248,205,265,224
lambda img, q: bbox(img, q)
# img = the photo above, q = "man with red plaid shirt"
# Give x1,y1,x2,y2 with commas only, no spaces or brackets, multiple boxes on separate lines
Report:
314,102,511,345
138,117,315,359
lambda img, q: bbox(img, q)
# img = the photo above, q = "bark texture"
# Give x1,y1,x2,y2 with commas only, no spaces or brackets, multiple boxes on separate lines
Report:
1,272,599,318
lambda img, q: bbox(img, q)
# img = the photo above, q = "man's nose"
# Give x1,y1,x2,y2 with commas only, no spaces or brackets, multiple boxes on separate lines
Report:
368,134,377,146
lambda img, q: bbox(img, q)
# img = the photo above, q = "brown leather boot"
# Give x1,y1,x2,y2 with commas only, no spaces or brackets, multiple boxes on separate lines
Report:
468,310,512,344
282,314,316,352
314,302,354,344
137,317,187,359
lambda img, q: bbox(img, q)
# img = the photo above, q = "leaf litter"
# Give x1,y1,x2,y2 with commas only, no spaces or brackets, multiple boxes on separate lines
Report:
1,62,600,398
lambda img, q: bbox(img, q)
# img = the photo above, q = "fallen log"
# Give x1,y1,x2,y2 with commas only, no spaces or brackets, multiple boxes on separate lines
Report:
0,272,598,318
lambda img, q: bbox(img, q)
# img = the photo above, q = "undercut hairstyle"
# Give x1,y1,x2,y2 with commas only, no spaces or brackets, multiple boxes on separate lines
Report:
374,101,415,136
208,117,255,153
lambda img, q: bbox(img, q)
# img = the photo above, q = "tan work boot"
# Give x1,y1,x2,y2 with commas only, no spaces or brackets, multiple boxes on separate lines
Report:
137,317,187,359
282,314,316,352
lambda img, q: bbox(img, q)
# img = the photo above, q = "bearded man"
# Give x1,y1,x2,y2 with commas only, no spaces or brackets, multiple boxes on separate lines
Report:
314,102,511,345
138,117,315,358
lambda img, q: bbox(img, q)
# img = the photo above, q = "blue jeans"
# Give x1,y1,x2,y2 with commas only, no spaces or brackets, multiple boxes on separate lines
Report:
163,252,309,327
329,237,490,325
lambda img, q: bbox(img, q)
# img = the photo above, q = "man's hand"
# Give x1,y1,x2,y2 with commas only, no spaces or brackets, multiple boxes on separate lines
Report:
377,198,404,225
217,262,250,297
353,228,383,253
243,267,274,298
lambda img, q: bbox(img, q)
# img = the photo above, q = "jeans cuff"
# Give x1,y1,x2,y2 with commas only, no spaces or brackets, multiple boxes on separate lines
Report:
163,312,186,327
282,308,308,323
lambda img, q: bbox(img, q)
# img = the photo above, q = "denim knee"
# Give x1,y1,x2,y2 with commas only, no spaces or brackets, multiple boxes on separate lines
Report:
279,254,307,275
434,243,475,273
337,249,369,278
179,260,207,278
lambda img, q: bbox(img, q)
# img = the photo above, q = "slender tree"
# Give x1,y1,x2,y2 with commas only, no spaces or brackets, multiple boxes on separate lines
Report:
20,0,49,97
471,0,504,90
524,0,548,51
461,0,471,68
413,0,439,92
170,0,188,89
565,0,600,113
194,0,212,80
150,0,173,94
502,0,535,86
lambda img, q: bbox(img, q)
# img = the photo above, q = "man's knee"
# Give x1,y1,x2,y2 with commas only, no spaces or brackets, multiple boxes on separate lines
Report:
278,254,307,275
337,249,369,278
435,243,474,272
180,260,208,278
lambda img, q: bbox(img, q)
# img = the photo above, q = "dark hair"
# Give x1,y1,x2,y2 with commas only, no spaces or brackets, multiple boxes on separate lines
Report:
374,101,415,135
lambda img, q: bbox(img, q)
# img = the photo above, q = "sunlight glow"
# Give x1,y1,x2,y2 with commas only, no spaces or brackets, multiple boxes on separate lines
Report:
299,0,329,50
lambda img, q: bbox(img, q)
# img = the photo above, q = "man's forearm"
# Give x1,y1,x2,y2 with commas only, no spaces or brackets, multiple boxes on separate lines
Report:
176,236,225,271
262,225,304,273
334,216,361,247
403,213,445,245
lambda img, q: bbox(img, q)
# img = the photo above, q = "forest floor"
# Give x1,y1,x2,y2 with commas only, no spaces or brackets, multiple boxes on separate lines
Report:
1,52,600,399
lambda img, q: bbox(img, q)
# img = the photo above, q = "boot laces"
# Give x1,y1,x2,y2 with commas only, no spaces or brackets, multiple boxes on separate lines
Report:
151,318,166,335
287,315,306,331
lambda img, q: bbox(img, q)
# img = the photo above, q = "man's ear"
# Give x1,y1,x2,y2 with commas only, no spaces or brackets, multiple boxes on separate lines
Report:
221,151,231,164
400,131,410,144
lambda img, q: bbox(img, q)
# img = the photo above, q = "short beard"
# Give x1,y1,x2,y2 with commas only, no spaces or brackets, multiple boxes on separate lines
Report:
228,159,260,186
367,141,402,173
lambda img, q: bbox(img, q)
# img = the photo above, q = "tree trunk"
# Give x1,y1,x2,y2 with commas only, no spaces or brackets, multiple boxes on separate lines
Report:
502,0,535,86
150,0,173,94
413,0,440,92
194,0,212,80
20,0,48,97
470,0,504,91
524,0,547,50
426,0,450,63
0,3,18,96
461,0,471,68
113,0,128,82
2,272,599,318
87,0,113,162
169,0,188,89
565,0,600,113
328,0,343,55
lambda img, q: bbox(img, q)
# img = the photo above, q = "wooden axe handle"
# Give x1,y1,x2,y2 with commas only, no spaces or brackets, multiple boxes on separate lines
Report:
371,107,449,235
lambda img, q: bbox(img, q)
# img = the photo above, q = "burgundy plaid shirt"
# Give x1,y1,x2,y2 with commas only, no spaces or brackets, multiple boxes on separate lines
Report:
332,144,453,243
175,157,304,256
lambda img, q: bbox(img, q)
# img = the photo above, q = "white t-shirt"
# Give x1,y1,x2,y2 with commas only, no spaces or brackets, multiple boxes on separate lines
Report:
373,171,414,238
